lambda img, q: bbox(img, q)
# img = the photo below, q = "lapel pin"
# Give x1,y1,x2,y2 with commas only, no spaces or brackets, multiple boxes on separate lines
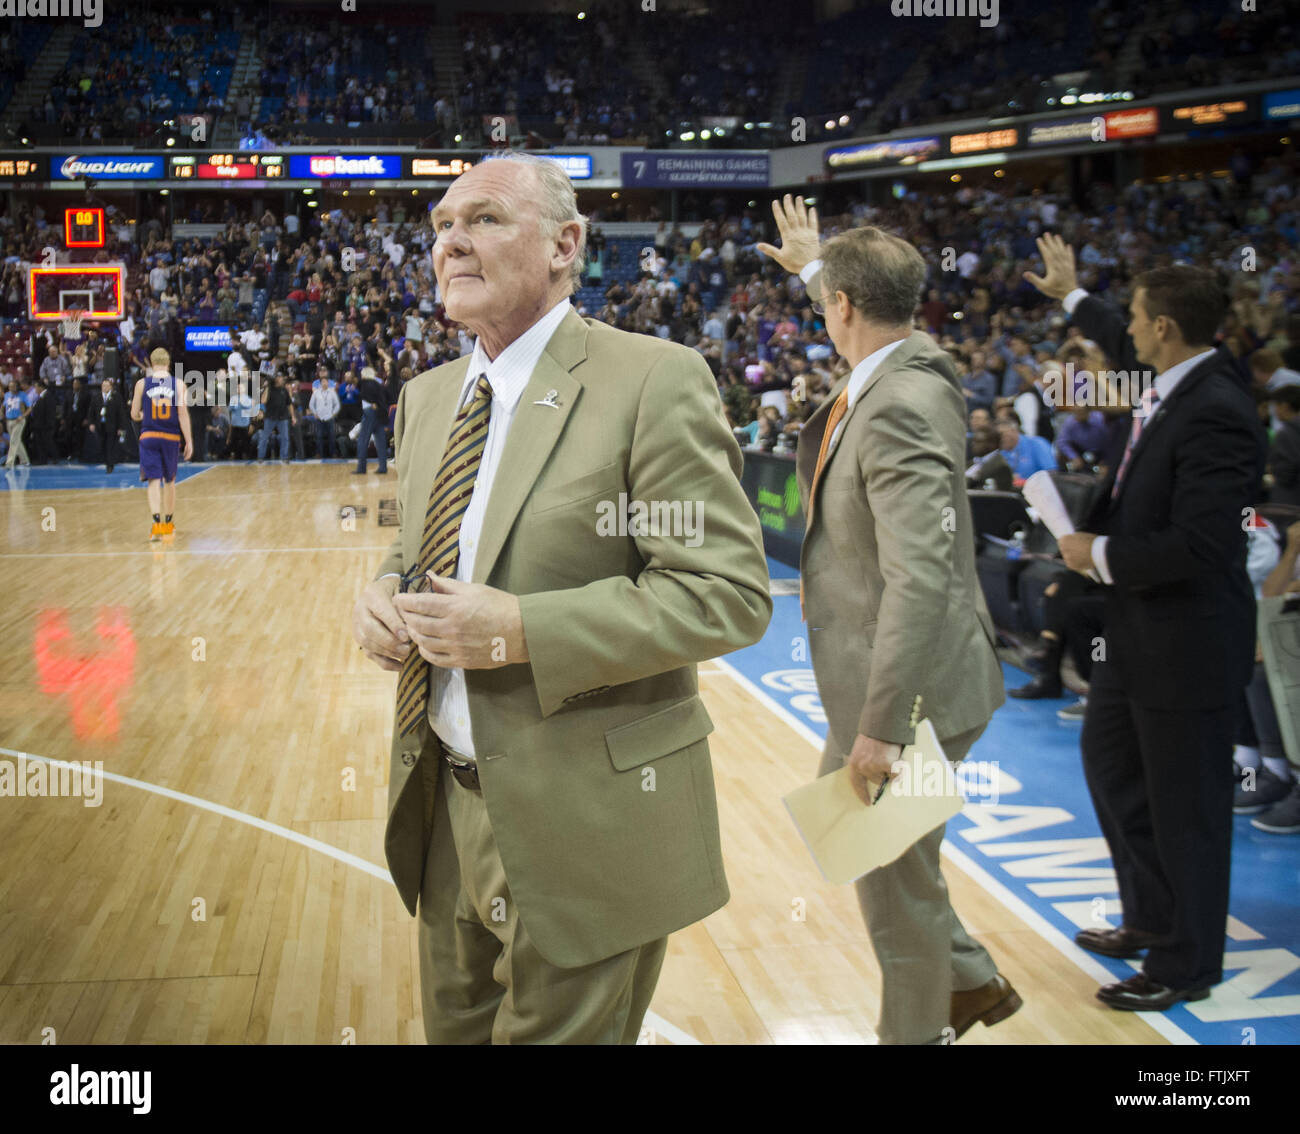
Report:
534,389,561,408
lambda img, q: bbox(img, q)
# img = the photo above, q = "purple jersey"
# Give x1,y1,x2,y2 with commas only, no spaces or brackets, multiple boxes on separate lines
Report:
140,372,182,440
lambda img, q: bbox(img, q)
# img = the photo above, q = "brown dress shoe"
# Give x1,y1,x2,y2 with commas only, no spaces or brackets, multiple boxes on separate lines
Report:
1074,926,1162,959
950,974,1023,1040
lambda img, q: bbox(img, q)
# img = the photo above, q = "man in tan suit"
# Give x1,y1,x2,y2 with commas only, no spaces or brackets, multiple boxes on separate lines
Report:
757,198,1018,1044
351,152,771,1044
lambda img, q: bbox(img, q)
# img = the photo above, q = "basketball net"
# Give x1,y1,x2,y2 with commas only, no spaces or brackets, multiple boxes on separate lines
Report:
60,309,85,343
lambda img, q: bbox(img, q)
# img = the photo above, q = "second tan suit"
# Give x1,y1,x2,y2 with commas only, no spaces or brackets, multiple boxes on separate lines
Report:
797,322,1006,1044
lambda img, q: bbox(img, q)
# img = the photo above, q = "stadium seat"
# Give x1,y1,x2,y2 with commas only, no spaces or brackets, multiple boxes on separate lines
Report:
969,490,1032,543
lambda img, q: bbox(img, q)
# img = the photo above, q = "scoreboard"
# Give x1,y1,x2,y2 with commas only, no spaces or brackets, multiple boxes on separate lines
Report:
169,153,284,180
0,154,45,180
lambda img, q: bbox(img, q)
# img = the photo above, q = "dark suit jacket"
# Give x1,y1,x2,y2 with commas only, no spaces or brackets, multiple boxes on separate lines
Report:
89,391,126,434
66,389,90,429
1078,303,1265,710
1073,294,1143,376
29,389,55,432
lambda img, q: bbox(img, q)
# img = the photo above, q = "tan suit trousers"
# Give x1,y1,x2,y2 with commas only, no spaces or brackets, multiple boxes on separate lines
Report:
416,753,668,1044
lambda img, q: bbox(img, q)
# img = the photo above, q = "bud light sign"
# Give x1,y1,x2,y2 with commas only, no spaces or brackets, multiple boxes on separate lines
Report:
55,155,165,180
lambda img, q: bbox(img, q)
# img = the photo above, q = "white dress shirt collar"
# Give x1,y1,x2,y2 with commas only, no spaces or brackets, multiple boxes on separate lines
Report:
1153,348,1217,403
829,336,909,448
846,337,908,406
461,297,573,412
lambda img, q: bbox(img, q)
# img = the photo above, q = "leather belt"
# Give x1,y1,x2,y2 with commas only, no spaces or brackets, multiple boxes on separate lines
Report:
439,740,480,791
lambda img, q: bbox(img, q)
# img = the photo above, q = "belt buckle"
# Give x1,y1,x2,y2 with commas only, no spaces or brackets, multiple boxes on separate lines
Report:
439,740,480,790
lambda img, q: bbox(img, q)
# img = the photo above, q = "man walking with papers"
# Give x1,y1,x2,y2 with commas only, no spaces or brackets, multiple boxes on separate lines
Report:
1026,237,1265,1012
757,199,1014,1045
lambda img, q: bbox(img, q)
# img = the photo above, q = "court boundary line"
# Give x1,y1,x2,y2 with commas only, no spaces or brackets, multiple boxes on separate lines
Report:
708,656,1198,1047
0,464,217,489
0,746,695,1046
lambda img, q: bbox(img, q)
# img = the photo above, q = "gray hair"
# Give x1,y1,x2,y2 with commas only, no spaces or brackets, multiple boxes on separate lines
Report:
484,151,588,295
820,225,926,328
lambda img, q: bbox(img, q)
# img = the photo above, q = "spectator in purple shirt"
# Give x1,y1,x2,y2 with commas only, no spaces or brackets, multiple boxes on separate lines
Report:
1055,407,1110,471
345,335,368,374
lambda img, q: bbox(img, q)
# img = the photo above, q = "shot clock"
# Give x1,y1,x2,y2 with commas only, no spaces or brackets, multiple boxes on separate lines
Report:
64,207,106,249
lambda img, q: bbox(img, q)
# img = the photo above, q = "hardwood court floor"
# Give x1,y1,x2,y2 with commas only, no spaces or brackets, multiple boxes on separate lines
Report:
0,463,1165,1044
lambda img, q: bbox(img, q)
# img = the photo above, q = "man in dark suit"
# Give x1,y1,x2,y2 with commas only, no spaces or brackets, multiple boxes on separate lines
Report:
1026,236,1265,1011
88,376,128,472
26,380,57,465
64,377,90,462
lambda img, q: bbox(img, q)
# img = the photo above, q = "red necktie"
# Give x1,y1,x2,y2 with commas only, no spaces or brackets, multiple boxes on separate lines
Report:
1111,386,1160,498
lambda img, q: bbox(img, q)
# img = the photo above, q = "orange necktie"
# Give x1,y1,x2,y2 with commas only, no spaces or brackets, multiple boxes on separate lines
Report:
808,386,849,525
801,386,850,620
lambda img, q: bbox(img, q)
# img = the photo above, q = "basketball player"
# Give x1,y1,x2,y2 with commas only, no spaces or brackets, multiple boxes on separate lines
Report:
131,348,192,541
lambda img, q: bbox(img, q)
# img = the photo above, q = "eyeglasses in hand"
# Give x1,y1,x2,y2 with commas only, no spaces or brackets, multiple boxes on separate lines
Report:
398,569,433,594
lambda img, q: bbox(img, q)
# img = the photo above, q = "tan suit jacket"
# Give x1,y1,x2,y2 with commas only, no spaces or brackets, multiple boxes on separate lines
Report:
796,325,1004,753
375,306,772,967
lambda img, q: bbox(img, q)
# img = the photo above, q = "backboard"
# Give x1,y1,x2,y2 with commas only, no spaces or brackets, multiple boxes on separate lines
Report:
27,264,126,322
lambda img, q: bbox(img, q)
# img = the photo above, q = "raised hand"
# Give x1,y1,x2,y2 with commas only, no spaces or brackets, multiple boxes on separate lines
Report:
1023,233,1079,300
755,194,822,276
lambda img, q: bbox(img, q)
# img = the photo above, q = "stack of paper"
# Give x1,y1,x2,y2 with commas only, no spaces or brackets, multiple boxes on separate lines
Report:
783,720,964,884
1022,470,1075,537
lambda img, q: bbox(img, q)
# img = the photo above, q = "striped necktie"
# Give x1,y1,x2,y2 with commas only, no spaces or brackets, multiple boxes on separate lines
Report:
395,373,493,736
1111,386,1160,499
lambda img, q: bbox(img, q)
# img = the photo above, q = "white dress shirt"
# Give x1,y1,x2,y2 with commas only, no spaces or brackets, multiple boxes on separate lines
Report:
800,258,907,448
389,296,573,760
